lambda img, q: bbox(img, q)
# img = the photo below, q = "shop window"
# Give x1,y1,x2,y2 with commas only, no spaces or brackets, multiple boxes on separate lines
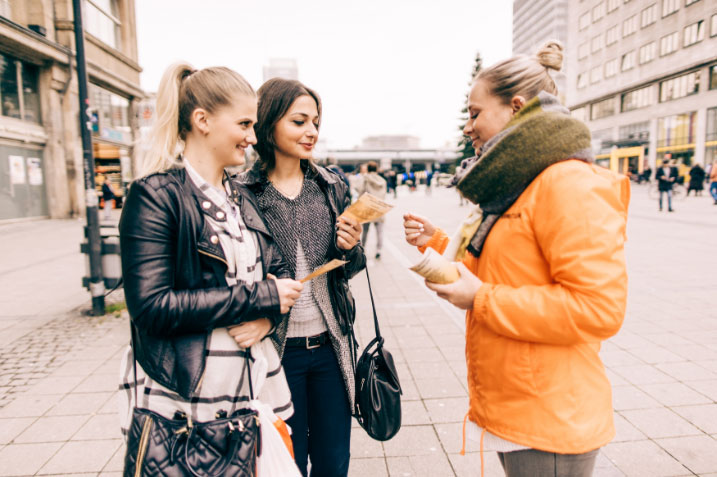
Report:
657,112,696,147
621,85,656,112
706,107,717,142
662,0,679,17
84,0,121,50
660,31,679,56
591,97,616,120
683,21,704,47
0,53,41,124
659,71,700,102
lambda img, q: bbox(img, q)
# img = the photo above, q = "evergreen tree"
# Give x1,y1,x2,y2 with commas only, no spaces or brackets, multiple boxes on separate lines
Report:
456,52,483,165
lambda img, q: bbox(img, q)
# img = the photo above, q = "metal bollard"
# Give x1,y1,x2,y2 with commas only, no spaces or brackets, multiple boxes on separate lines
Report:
81,226,122,289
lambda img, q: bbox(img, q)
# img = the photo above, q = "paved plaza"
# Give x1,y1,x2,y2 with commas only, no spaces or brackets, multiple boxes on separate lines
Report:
0,182,716,476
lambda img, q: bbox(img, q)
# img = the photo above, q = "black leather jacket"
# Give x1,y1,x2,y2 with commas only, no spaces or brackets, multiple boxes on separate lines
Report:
119,168,290,399
240,161,366,336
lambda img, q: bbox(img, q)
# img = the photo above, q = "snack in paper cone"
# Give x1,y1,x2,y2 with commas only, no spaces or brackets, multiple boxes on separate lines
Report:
409,248,460,284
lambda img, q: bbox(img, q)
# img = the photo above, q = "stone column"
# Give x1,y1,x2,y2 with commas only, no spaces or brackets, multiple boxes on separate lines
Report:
648,117,658,170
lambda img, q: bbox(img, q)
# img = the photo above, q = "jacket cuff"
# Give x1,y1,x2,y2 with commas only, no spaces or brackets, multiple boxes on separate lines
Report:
258,279,284,327
418,228,447,254
472,283,491,325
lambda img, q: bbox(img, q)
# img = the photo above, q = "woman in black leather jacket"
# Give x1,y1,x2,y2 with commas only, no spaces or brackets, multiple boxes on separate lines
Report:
241,78,366,477
117,63,304,454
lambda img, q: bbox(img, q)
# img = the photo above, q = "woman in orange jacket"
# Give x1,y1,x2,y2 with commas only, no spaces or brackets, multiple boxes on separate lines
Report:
404,41,629,477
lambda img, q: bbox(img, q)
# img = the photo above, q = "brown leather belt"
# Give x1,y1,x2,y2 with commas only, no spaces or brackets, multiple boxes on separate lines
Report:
285,332,330,349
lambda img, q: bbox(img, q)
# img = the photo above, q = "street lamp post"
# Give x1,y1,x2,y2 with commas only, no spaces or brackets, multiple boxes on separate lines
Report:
73,0,105,315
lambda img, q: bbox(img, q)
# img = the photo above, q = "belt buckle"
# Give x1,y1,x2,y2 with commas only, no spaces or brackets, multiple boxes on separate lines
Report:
306,336,321,350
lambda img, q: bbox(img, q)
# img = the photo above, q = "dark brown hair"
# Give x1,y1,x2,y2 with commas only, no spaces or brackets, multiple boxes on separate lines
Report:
254,78,322,170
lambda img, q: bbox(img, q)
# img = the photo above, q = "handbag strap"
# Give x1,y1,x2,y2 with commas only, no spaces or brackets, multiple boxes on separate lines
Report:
364,268,382,341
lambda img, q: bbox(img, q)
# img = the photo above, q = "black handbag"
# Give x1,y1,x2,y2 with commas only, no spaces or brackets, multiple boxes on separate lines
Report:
123,349,261,477
353,268,402,441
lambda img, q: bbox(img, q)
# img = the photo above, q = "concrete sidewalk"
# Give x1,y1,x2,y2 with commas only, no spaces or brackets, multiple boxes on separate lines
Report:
0,186,716,476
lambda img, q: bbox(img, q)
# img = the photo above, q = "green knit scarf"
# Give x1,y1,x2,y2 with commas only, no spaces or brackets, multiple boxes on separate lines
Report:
455,91,593,258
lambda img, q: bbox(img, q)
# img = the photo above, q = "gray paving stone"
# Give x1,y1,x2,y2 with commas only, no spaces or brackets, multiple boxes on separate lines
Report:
0,442,62,476
400,400,431,426
348,457,388,477
45,392,114,416
38,439,122,474
350,427,384,459
672,404,717,434
0,394,62,418
611,385,662,411
387,454,454,477
602,440,690,477
656,361,717,382
621,408,702,439
101,443,126,472
13,415,89,443
612,412,646,442
448,451,504,477
414,376,466,399
655,436,717,475
640,381,713,406
72,413,123,440
383,425,441,457
685,379,717,401
0,417,35,445
424,397,470,424
611,364,676,385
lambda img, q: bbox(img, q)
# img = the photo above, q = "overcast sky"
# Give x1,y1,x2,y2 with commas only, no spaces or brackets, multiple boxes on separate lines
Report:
135,1,513,150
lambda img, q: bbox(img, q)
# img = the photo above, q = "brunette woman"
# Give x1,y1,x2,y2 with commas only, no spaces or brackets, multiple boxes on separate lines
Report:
241,78,366,477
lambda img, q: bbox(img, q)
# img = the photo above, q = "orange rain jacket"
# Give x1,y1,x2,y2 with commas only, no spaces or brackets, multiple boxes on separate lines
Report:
420,160,630,454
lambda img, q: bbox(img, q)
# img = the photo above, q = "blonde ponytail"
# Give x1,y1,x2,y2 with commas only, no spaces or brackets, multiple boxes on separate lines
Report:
139,62,255,177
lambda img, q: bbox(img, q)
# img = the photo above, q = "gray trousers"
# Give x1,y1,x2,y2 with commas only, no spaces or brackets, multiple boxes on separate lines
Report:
497,448,599,477
361,221,384,252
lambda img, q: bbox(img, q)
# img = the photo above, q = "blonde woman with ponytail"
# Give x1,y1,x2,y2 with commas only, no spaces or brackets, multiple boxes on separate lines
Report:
404,41,630,476
118,63,304,474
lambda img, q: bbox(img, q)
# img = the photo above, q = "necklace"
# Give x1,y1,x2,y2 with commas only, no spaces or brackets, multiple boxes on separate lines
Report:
270,175,304,199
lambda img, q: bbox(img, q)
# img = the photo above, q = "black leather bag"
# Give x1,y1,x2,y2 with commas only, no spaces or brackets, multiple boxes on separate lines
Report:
353,269,402,441
123,351,260,477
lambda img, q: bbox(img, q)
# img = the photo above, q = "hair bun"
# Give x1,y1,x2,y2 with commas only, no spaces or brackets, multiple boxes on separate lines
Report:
536,40,564,72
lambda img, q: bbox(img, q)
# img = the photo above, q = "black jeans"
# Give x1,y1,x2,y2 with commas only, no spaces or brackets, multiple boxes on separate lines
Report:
283,343,351,477
498,448,599,477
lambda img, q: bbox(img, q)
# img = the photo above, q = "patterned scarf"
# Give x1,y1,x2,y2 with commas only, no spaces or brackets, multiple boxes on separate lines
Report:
448,91,594,260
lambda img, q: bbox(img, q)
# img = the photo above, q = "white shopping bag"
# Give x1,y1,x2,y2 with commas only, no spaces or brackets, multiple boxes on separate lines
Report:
252,400,301,477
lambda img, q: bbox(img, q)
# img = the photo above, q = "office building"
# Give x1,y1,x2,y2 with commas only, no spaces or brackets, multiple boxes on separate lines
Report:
567,0,717,170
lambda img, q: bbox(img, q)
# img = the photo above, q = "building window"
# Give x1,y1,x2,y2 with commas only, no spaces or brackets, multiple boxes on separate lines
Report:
90,84,131,141
577,72,589,89
657,112,696,147
572,106,588,122
591,66,603,84
592,33,605,52
579,12,591,30
84,0,121,50
710,65,717,90
593,2,606,21
0,53,41,123
660,32,680,56
639,42,657,64
707,107,717,142
579,41,590,59
619,121,650,142
683,21,704,47
608,0,620,12
623,14,638,37
621,85,656,112
591,97,616,120
662,0,679,17
641,4,657,28
712,14,717,37
659,71,700,102
606,25,620,45
621,50,637,71
685,0,700,5
605,58,619,78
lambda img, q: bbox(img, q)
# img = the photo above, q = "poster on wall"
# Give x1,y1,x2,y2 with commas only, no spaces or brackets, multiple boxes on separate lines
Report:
9,155,25,184
27,158,43,186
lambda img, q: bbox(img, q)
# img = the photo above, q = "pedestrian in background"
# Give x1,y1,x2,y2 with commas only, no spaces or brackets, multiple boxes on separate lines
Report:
358,161,387,259
710,161,717,205
241,77,366,477
100,174,116,221
404,40,629,477
118,63,304,473
687,163,705,196
655,158,677,211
